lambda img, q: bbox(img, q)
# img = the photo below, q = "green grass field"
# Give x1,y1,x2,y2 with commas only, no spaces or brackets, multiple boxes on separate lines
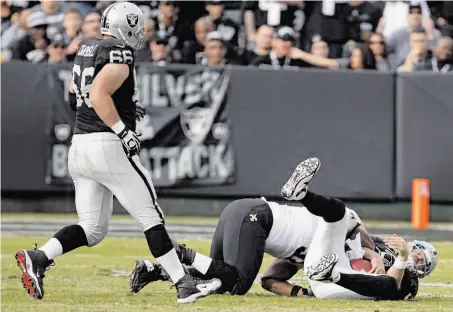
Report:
2,236,452,312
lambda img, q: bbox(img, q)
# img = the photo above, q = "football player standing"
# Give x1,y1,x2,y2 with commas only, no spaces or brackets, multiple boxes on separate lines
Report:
15,2,221,304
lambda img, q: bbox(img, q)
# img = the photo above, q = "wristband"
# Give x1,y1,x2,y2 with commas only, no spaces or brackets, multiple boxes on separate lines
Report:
111,120,126,135
290,285,302,297
393,258,408,270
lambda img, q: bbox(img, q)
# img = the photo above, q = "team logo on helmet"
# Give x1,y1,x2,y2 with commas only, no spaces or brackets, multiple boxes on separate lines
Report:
126,13,138,28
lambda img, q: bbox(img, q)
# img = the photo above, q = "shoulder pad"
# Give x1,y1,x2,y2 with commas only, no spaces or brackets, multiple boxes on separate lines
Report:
98,38,135,64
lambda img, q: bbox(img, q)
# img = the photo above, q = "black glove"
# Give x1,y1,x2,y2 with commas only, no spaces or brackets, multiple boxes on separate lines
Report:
135,103,146,121
117,126,141,157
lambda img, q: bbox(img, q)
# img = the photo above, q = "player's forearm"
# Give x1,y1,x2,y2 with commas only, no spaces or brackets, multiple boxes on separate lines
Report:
386,257,407,289
90,92,121,128
358,226,375,250
262,279,309,297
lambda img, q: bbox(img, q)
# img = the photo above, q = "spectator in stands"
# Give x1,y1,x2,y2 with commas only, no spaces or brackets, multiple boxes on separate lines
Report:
61,8,82,61
153,0,193,62
242,24,273,64
181,16,213,64
203,31,228,65
367,32,391,71
430,1,453,39
377,1,433,40
1,5,29,61
11,17,47,61
205,0,241,61
27,0,65,41
346,0,383,44
136,17,157,62
81,11,101,39
41,34,66,64
310,35,329,58
387,3,440,68
244,1,303,43
205,0,239,50
143,36,173,66
398,26,432,72
300,1,350,58
250,26,310,69
431,37,453,73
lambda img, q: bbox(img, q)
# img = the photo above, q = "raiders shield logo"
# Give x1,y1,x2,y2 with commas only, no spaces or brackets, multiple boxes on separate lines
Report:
126,13,138,28
54,124,71,142
181,107,213,144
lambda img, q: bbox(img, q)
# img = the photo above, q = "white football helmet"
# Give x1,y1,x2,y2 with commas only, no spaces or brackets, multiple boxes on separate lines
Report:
100,2,145,50
407,240,438,278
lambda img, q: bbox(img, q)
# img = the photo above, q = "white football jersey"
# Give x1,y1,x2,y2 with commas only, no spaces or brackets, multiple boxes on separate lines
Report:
262,197,362,265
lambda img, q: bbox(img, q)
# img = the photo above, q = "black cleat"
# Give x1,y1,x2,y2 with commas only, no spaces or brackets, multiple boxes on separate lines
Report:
176,274,222,304
130,260,170,293
15,247,54,299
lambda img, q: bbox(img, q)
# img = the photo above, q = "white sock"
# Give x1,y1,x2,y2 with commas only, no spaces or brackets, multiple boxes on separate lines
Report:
39,238,63,260
156,248,186,283
191,252,213,275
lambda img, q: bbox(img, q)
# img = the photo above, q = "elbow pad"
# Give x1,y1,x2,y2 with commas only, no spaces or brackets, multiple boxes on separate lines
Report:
69,92,77,111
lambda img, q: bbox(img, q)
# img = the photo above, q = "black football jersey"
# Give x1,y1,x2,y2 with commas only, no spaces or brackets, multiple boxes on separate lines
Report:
72,38,137,134
372,236,419,300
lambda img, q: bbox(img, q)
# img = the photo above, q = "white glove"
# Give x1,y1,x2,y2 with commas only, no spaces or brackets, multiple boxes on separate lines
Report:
111,120,141,157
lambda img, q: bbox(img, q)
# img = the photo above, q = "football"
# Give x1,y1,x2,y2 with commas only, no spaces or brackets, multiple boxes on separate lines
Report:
350,259,373,272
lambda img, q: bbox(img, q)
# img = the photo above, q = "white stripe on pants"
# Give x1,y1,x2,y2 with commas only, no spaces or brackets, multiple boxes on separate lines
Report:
68,132,164,246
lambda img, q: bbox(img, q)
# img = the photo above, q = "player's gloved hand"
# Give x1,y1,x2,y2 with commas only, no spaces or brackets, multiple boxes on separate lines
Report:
135,103,146,121
111,120,141,157
383,235,409,261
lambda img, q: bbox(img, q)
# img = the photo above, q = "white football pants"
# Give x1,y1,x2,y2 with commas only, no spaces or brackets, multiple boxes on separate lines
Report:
304,212,377,299
68,132,164,246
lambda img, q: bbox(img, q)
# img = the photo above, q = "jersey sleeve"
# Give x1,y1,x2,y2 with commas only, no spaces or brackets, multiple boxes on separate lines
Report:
96,40,135,67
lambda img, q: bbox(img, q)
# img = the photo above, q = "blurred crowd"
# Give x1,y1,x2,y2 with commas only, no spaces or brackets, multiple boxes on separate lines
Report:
1,0,453,72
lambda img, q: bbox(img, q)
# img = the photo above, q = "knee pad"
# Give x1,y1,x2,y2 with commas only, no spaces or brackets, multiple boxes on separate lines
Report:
78,222,108,247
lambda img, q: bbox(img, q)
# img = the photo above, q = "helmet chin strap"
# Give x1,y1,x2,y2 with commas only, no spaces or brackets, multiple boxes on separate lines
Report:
117,28,133,49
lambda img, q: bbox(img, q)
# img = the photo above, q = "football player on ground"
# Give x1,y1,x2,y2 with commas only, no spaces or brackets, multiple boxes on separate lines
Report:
278,158,437,300
14,2,220,304
129,157,371,296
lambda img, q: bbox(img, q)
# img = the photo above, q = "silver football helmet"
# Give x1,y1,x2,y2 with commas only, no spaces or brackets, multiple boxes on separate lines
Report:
100,2,145,50
407,240,438,278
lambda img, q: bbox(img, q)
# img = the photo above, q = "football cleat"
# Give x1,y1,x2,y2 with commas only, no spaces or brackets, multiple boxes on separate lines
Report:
175,274,222,304
306,253,339,283
15,247,54,299
130,259,170,293
281,157,321,200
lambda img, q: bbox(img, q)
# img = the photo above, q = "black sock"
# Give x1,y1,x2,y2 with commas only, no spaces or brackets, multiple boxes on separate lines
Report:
300,191,346,223
187,260,238,293
337,272,398,300
53,225,88,254
144,225,174,258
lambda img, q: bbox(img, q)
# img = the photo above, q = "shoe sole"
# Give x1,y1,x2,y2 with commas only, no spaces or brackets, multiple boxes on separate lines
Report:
282,157,321,200
177,278,222,304
308,254,339,282
15,250,43,299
